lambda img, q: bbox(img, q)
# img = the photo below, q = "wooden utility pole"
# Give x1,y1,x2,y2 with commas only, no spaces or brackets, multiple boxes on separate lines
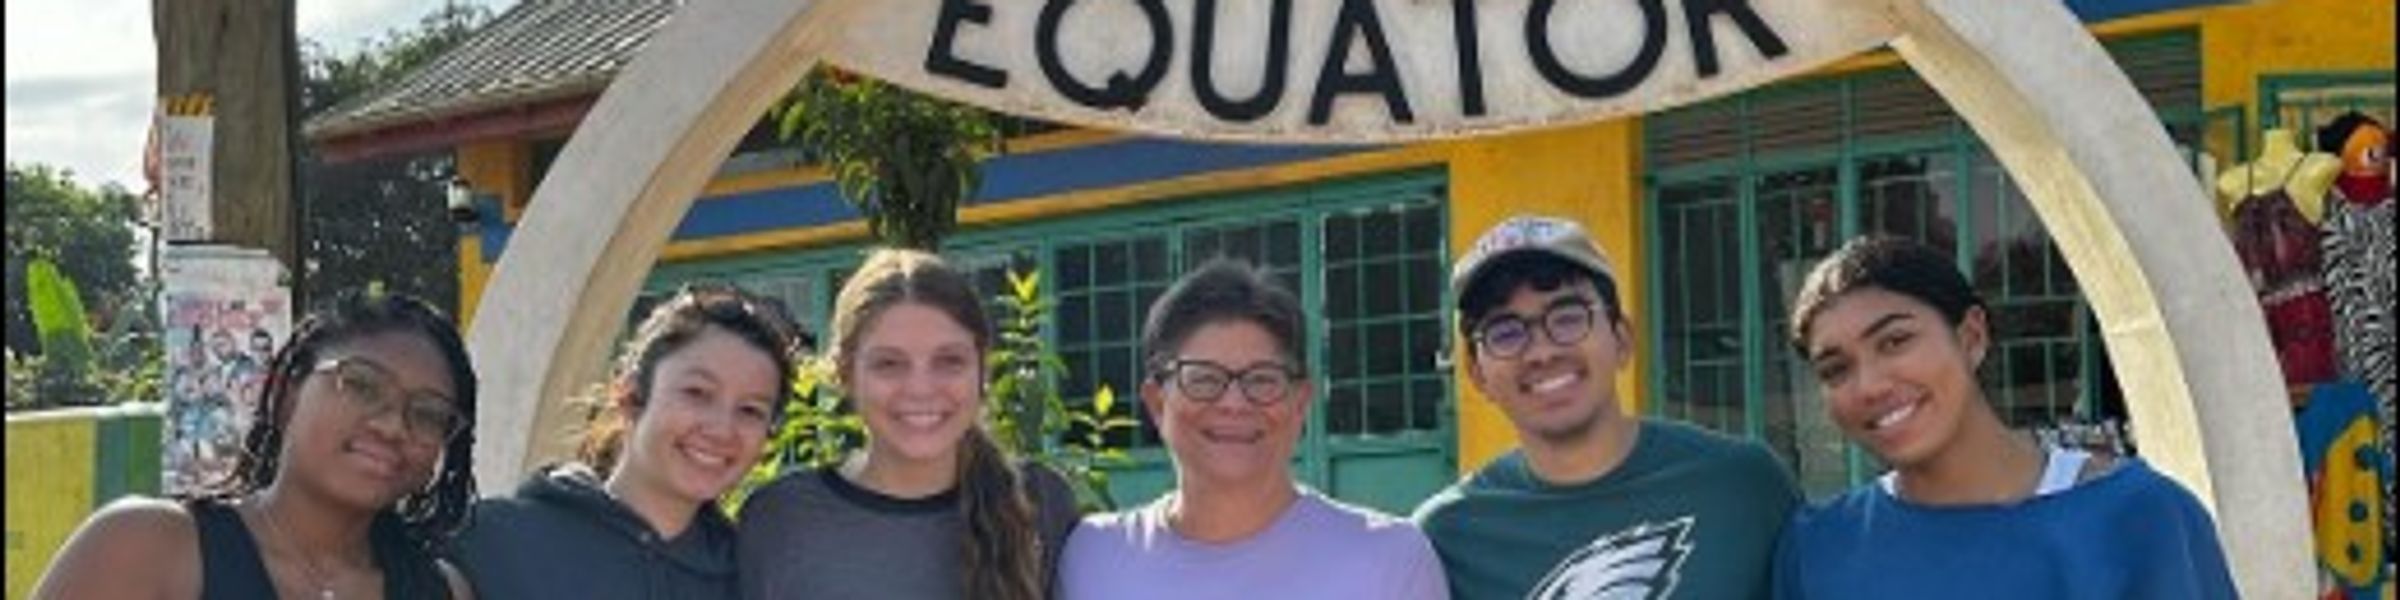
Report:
151,0,302,295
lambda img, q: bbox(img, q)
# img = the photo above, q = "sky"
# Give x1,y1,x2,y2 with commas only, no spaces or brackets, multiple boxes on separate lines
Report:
4,0,515,192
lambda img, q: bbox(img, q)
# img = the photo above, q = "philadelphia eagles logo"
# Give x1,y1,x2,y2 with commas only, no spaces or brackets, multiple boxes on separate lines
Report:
1525,517,1696,600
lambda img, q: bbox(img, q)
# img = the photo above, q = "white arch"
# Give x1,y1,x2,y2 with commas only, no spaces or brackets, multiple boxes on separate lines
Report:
464,0,2308,594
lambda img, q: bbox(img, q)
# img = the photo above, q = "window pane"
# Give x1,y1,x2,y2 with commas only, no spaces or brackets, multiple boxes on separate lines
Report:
1329,384,1363,435
1059,294,1091,345
1367,381,1406,434
1321,198,1448,440
1364,261,1401,316
1655,178,1739,439
1756,164,1838,479
1269,221,1301,266
1328,266,1359,321
1367,323,1405,376
1135,238,1169,281
1410,378,1444,431
1328,215,1359,262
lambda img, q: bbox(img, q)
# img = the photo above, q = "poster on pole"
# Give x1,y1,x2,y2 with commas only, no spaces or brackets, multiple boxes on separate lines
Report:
152,97,214,242
159,245,289,495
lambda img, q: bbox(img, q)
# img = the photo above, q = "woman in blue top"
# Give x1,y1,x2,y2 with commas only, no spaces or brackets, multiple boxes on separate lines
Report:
1776,235,2236,599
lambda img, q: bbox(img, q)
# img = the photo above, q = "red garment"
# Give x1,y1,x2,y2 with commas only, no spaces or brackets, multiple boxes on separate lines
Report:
2335,174,2390,208
2231,184,2339,385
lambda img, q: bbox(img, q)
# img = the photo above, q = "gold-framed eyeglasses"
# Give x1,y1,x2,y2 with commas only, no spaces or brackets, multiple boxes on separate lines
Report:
312,357,464,443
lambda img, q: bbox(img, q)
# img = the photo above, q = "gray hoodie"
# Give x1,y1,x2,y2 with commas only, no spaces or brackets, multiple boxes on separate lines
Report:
454,463,739,599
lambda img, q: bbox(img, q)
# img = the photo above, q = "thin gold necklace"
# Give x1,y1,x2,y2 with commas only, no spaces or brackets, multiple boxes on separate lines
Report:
253,499,340,600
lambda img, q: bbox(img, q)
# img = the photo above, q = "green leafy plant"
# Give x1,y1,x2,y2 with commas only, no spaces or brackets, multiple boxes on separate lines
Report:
728,267,1136,514
26,259,94,371
773,68,1001,251
725,358,864,516
986,268,1137,512
24,258,104,405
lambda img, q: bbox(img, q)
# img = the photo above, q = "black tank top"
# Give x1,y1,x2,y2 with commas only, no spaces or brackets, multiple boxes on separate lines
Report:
187,499,439,599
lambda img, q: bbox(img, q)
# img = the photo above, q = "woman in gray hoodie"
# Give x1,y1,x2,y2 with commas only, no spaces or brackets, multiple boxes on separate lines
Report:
454,285,807,598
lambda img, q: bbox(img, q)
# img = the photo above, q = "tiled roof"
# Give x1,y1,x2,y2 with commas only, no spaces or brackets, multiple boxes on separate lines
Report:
304,0,679,140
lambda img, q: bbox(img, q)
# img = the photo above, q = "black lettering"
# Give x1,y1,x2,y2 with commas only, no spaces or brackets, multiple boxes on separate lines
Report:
1037,0,1173,111
1684,0,1791,77
926,0,1008,88
1191,0,1293,122
1528,0,1667,99
1452,0,1485,117
1309,0,1413,125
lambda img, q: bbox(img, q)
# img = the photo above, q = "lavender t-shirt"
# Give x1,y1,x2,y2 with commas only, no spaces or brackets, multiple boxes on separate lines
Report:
1059,489,1449,600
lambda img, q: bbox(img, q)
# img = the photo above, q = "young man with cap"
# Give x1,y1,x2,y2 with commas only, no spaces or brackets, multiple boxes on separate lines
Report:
1412,215,1800,599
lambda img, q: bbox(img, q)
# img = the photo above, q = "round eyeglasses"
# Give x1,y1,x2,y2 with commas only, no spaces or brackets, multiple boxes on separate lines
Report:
1471,301,1601,359
313,357,464,443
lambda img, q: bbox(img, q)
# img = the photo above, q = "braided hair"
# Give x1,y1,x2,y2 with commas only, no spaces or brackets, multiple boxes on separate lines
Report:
198,290,477,597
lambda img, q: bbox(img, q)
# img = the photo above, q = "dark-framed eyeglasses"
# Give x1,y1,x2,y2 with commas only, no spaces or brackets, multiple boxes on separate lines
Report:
312,357,464,443
1151,359,1302,407
1472,301,1602,360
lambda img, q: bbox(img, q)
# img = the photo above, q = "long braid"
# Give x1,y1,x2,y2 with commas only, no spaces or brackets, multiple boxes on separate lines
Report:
957,429,1042,600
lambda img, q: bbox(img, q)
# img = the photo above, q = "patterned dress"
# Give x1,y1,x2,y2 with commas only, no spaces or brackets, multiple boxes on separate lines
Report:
2321,177,2395,575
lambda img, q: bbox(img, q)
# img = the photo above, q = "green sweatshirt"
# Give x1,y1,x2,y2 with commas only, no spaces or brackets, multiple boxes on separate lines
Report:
1414,418,1801,600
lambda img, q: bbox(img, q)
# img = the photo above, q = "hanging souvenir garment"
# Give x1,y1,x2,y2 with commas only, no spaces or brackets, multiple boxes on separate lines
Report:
2317,111,2396,583
2220,129,2345,392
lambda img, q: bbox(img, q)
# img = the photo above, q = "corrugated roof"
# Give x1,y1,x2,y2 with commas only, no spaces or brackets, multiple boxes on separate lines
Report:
304,0,679,140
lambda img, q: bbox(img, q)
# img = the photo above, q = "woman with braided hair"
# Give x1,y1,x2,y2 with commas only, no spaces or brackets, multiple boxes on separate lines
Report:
36,291,480,599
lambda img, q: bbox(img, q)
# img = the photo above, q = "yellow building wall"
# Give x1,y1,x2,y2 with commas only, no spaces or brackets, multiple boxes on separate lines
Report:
2201,0,2396,130
1446,120,1648,473
454,138,530,328
5,416,96,600
458,236,489,327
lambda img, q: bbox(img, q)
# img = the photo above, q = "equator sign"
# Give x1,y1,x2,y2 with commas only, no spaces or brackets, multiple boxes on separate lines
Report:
833,0,1892,139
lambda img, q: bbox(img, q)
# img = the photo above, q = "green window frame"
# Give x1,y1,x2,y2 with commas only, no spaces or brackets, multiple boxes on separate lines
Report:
2259,70,2397,141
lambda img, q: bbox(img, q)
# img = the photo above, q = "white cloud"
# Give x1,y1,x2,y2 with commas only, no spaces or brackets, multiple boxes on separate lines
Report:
5,0,514,190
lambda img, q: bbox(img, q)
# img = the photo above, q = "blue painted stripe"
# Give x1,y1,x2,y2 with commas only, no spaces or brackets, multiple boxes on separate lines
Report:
2066,0,2236,22
478,138,1376,262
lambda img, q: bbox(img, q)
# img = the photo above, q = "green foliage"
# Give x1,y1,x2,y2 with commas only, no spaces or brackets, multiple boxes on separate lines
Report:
774,68,1001,251
986,268,1137,511
26,259,95,374
9,259,153,409
300,3,491,115
5,163,141,357
294,3,485,317
5,349,44,410
727,267,1136,515
723,357,862,517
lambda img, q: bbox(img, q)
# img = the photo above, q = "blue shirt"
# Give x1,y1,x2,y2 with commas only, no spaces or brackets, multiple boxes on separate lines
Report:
1774,458,2236,600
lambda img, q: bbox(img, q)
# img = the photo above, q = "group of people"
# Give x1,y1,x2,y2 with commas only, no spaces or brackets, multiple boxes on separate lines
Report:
32,213,2237,599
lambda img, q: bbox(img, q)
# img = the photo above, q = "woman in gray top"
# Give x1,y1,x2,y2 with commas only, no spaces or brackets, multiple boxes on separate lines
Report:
739,249,1079,600
455,285,807,599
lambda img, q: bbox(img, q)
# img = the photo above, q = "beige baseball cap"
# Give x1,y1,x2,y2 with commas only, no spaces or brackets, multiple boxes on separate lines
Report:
1449,215,1619,302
